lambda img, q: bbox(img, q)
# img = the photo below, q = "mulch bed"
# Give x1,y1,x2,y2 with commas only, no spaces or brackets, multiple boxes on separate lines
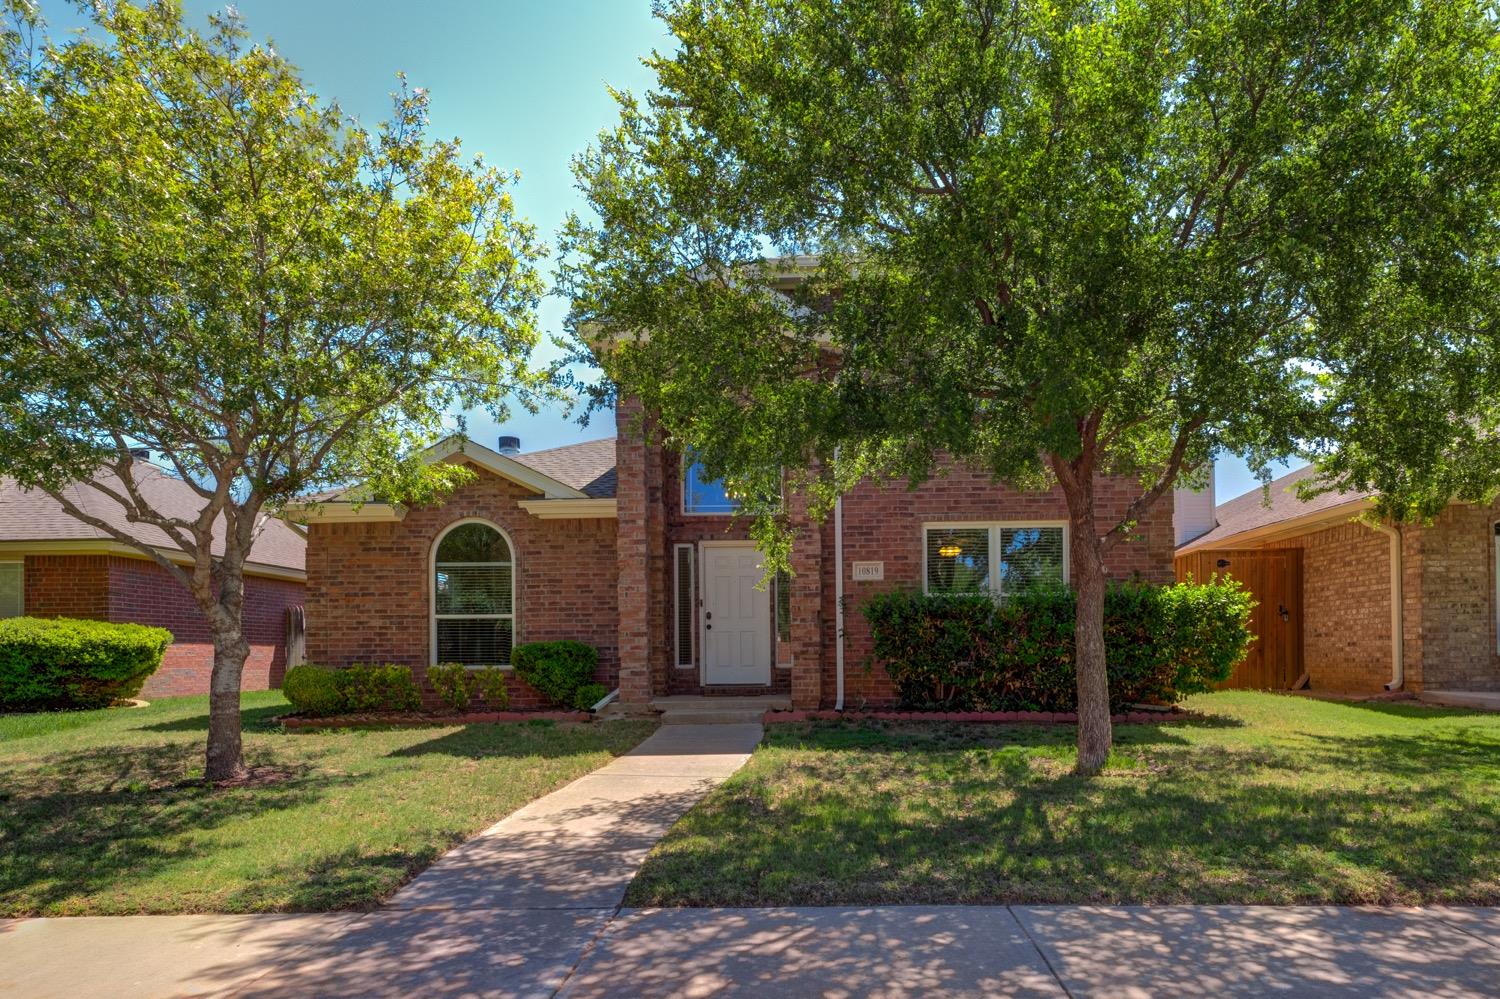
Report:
281,710,592,730
763,707,1191,725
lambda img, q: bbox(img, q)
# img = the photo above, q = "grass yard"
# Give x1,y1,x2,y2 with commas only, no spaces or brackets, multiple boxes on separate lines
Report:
0,692,654,916
626,692,1500,907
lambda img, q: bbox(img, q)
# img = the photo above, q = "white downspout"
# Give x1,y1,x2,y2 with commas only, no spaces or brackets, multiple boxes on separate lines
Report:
833,448,846,712
1375,523,1404,690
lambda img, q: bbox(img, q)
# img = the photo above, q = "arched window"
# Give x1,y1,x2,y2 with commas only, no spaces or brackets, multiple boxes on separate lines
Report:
433,521,514,666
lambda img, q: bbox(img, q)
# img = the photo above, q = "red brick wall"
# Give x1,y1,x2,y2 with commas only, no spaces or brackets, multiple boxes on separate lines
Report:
1269,523,1393,692
21,552,304,698
109,558,305,698
306,465,619,709
1406,500,1500,691
23,554,110,619
824,469,1177,707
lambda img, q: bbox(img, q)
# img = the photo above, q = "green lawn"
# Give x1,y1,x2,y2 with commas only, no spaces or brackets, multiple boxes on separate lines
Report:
0,692,654,916
625,692,1500,906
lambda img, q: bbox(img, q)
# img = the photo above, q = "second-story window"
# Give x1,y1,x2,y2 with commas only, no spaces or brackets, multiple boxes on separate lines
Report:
683,459,740,515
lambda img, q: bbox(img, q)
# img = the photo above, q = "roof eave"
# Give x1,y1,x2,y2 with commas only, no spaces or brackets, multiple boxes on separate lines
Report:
1176,496,1375,554
516,498,618,520
0,539,305,582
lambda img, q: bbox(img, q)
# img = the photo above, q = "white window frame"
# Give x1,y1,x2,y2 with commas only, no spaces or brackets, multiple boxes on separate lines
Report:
921,521,1070,596
430,518,517,669
674,543,695,668
0,560,22,619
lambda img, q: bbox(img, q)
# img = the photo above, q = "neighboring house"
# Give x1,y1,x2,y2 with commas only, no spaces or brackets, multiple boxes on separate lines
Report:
1177,464,1500,696
299,409,1181,710
0,462,307,697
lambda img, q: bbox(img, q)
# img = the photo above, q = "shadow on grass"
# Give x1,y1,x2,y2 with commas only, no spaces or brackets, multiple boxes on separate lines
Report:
136,703,290,733
386,719,651,761
626,718,1500,908
0,741,358,916
224,847,434,913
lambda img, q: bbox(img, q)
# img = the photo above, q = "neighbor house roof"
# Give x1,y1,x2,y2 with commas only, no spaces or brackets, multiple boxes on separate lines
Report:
0,464,306,577
1178,464,1375,552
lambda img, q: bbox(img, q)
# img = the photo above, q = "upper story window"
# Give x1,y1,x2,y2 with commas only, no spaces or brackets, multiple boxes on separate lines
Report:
924,523,1067,597
683,459,741,515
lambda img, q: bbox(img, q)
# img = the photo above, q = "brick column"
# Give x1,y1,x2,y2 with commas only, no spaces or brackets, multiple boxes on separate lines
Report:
787,486,824,709
615,397,653,707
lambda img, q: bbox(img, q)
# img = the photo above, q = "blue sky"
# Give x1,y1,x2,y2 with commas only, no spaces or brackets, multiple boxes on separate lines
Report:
36,0,1289,502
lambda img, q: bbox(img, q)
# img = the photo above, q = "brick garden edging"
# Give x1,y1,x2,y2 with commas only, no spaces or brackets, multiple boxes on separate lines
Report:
763,708,1189,725
281,709,592,730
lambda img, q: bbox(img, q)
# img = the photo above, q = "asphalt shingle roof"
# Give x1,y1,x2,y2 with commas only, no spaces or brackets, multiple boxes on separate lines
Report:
1186,464,1372,549
0,464,306,573
512,438,617,498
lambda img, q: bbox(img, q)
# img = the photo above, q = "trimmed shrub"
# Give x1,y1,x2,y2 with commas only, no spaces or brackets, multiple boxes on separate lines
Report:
282,664,342,716
0,617,172,710
862,580,1253,712
336,663,421,713
511,641,602,710
471,666,511,710
427,662,474,712
282,663,421,716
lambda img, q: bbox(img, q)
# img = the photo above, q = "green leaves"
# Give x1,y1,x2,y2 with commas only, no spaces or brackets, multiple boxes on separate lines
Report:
563,0,1498,533
0,0,548,510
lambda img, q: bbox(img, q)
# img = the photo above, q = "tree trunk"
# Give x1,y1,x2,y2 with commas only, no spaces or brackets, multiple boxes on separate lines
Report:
203,569,250,783
1071,533,1112,776
1058,465,1113,777
205,623,249,782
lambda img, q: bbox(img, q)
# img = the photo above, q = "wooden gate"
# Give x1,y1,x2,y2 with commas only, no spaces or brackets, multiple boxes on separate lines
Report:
284,605,306,669
1174,548,1303,690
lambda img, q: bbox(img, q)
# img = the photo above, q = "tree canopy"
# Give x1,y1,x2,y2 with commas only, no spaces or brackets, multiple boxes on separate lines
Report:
563,0,1499,772
0,0,547,779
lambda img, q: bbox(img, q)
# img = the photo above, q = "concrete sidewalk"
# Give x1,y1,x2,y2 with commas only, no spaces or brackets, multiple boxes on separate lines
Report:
3,722,1498,996
4,904,1496,997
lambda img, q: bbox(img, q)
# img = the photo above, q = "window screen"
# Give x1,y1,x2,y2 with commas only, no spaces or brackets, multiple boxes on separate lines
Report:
925,525,1066,597
1000,527,1066,592
675,544,694,667
0,563,21,619
926,528,992,594
434,523,514,665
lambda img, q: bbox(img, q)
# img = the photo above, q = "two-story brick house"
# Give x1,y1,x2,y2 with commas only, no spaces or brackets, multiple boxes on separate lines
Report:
300,406,1180,711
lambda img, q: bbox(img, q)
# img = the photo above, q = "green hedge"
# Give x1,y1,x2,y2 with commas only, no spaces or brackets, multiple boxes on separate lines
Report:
512,641,607,711
281,663,422,717
0,617,172,711
426,662,511,713
862,580,1253,712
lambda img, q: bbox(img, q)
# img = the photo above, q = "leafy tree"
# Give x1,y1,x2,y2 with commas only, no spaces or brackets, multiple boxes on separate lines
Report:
0,0,546,780
562,0,1498,772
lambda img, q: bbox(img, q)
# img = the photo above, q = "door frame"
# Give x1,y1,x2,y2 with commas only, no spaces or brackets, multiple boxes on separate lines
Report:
698,540,772,686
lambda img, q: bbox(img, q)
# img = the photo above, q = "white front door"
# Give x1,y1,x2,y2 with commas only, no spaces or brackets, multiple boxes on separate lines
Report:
701,544,772,685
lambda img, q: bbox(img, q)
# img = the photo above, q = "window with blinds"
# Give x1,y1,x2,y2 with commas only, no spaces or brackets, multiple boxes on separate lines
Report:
0,562,21,619
925,524,1066,597
674,544,694,667
434,522,514,666
774,569,792,643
